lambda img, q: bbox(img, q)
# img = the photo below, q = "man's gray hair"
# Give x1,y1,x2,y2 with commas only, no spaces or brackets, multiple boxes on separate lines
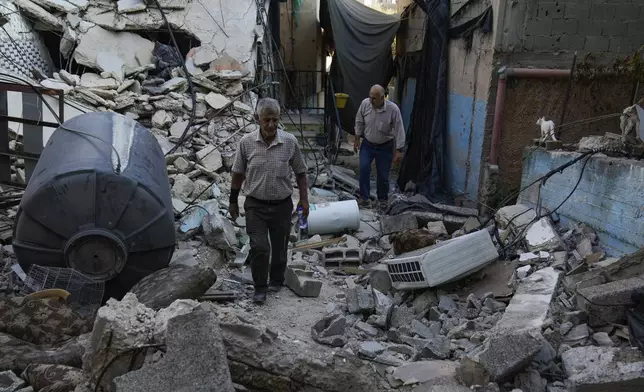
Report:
370,84,385,96
256,98,281,116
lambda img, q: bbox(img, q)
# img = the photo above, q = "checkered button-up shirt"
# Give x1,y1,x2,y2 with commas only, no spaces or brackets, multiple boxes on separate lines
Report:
231,129,307,201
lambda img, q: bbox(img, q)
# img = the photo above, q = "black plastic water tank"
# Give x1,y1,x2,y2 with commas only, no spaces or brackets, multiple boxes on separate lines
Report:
13,112,175,300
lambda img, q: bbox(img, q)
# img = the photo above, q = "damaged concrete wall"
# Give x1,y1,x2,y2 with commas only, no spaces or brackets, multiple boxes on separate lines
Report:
518,149,644,256
495,78,643,193
447,26,494,208
495,0,644,64
0,1,53,77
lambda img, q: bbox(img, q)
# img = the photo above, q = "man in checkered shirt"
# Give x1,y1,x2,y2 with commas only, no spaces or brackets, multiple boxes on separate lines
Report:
229,98,309,304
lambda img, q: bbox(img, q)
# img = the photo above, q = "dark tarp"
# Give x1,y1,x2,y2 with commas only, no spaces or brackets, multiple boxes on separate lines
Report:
397,0,449,198
321,0,400,134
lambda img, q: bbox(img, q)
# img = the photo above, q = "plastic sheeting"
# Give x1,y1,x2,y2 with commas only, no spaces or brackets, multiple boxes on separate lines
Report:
397,0,449,198
324,0,399,134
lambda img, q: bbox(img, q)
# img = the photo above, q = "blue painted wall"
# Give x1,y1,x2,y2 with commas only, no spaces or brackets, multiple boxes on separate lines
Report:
446,92,487,203
518,150,644,256
401,78,416,137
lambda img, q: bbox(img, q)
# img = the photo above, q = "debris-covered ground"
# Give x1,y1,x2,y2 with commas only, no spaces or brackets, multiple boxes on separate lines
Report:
2,0,644,391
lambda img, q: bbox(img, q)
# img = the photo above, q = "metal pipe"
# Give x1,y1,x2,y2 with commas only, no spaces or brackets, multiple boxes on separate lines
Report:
488,66,572,165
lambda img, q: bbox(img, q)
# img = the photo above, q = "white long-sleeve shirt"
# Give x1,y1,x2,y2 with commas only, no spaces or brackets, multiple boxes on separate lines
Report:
354,98,406,151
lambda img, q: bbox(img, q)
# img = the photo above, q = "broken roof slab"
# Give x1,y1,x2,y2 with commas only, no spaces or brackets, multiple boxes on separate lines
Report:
81,0,259,76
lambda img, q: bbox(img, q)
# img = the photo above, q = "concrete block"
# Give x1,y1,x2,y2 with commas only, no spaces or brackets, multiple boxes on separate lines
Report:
564,3,590,19
613,4,635,21
496,267,560,333
576,276,644,326
601,21,628,36
589,4,616,19
459,331,543,383
551,19,578,35
322,245,361,267
495,204,537,231
380,213,419,235
113,304,235,392
525,18,553,36
285,264,322,297
536,2,564,18
562,346,644,391
346,286,375,314
369,264,392,294
525,218,563,252
311,314,347,347
584,36,611,52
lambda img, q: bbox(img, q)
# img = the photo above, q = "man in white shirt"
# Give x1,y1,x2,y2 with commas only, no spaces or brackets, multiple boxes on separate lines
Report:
354,84,406,209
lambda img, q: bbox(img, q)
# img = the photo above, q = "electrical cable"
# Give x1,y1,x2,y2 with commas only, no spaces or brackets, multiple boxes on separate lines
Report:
93,344,166,392
499,152,597,253
0,72,122,174
150,0,197,156
166,80,278,158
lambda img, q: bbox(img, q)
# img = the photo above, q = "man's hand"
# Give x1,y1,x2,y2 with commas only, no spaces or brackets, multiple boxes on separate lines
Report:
353,136,361,153
229,203,239,220
298,200,310,219
394,150,403,164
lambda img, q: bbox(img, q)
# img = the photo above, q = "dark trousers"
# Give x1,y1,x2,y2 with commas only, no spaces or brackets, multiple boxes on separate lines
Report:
359,139,394,201
244,196,293,290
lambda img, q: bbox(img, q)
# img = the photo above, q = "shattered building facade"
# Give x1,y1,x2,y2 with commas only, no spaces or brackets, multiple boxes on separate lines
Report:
2,0,644,392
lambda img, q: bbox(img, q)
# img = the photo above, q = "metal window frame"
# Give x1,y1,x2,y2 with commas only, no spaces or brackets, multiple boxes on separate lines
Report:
0,82,64,188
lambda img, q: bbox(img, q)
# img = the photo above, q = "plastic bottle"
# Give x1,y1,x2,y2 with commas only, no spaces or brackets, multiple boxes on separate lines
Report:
297,205,308,234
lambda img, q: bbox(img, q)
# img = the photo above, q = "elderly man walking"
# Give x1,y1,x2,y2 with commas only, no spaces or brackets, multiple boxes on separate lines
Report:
354,84,406,209
229,98,309,304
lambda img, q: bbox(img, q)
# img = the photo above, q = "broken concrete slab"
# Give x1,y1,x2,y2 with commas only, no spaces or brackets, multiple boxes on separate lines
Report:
117,0,146,12
84,293,156,391
96,52,126,81
426,221,448,236
358,341,385,359
459,331,543,384
496,204,537,230
562,346,644,391
311,314,347,347
285,263,322,297
12,0,63,31
205,92,231,110
40,78,73,93
171,173,195,201
216,308,383,390
391,360,459,386
380,213,419,235
195,145,223,172
525,218,563,252
495,267,560,334
128,265,217,310
113,304,235,392
577,276,644,326
79,72,119,90
75,26,154,73
202,213,237,252
346,286,375,314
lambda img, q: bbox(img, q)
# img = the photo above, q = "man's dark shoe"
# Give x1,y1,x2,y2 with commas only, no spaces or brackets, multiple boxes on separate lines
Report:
253,290,267,304
359,199,371,209
268,282,283,293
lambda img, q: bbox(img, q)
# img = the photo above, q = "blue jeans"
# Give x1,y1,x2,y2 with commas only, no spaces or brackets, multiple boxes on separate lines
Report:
359,139,393,201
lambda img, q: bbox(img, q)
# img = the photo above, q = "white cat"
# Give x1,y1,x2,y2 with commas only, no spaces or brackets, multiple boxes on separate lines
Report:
536,117,557,142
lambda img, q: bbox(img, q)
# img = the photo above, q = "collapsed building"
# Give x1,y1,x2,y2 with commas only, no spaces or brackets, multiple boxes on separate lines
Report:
1,0,644,391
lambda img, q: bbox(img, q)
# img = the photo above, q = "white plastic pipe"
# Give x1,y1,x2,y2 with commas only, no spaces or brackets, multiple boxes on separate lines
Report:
306,200,360,235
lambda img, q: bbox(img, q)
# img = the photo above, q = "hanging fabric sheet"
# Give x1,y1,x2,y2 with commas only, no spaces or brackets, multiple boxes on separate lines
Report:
323,0,400,134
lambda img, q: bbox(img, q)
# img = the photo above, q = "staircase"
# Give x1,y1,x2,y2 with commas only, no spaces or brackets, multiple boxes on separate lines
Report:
282,113,325,153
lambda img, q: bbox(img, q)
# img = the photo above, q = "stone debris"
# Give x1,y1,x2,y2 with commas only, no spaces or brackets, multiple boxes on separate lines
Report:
311,314,347,347
113,304,235,392
284,263,323,297
562,346,644,390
